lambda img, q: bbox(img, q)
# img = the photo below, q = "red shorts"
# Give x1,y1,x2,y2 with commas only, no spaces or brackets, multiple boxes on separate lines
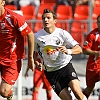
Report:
34,68,52,90
0,60,22,85
86,68,100,87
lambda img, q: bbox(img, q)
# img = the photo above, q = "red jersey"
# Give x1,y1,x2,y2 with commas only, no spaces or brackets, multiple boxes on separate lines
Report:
0,8,31,66
83,28,100,70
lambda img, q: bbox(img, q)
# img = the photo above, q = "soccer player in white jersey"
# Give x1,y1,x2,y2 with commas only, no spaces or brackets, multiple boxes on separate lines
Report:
34,9,87,100
0,0,34,100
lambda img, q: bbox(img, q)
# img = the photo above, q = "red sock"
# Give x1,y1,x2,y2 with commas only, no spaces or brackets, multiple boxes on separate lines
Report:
83,89,90,99
8,89,13,96
47,92,52,100
32,91,38,100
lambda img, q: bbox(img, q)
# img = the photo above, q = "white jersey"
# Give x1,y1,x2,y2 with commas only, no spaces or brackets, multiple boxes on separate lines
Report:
34,27,79,71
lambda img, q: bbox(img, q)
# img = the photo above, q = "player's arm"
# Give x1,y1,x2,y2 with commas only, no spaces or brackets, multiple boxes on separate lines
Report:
83,48,100,57
58,44,82,55
27,31,34,71
33,51,42,71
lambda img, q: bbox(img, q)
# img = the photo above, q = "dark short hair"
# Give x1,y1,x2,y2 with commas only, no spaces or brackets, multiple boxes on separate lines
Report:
42,9,57,19
97,15,100,20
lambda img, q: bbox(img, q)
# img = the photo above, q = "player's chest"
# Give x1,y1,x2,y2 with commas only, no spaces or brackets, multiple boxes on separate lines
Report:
0,19,16,35
92,35,100,49
38,34,64,46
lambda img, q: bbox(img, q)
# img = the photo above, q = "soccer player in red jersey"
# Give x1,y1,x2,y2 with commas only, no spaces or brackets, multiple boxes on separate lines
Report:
0,0,34,100
25,52,52,100
83,15,100,100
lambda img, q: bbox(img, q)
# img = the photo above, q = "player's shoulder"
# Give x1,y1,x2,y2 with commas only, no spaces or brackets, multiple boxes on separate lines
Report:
34,29,44,37
5,8,23,19
55,27,63,32
85,28,99,41
88,28,99,36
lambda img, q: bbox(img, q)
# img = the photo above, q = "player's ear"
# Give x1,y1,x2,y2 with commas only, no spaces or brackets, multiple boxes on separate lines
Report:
54,19,57,24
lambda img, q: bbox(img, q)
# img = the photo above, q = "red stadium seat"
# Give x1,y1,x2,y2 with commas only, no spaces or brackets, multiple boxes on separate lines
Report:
74,5,89,20
20,5,36,20
56,22,69,31
73,5,89,35
33,19,43,33
56,5,72,31
92,22,97,30
92,6,100,20
71,31,84,47
5,5,17,10
71,22,87,33
70,22,86,47
95,0,100,7
56,5,72,20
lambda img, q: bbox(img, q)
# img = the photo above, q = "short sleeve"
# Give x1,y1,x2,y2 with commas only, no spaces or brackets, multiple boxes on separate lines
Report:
83,33,94,50
62,30,79,47
15,14,31,36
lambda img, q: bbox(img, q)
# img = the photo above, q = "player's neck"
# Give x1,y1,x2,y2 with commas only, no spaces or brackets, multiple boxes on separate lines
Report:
44,26,56,34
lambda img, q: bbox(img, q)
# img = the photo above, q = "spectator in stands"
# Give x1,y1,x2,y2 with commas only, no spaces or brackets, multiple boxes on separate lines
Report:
82,14,100,100
6,0,14,5
30,0,40,15
19,0,31,7
6,0,20,10
54,0,69,12
76,0,96,8
14,0,21,10
19,0,40,15
25,52,52,100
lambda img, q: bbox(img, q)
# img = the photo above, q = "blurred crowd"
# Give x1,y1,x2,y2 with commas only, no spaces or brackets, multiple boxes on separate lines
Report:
5,0,97,16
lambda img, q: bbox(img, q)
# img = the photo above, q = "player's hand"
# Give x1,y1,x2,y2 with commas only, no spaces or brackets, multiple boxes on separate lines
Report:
35,61,42,71
28,57,34,71
24,72,28,78
57,46,67,54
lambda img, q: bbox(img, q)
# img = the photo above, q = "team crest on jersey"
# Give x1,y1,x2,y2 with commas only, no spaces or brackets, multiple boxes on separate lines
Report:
84,41,88,45
1,23,5,29
56,39,60,45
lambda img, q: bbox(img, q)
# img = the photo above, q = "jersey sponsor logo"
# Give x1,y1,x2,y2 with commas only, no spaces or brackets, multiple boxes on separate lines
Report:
1,23,5,29
1,22,9,34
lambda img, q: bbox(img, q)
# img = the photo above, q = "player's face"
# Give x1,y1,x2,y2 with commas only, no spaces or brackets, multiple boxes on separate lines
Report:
42,13,56,29
0,0,5,9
